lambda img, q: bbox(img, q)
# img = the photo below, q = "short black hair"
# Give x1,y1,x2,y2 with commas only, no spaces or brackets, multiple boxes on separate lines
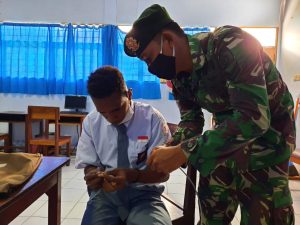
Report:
87,66,127,99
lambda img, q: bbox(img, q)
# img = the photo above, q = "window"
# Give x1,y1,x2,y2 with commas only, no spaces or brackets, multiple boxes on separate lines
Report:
241,27,278,63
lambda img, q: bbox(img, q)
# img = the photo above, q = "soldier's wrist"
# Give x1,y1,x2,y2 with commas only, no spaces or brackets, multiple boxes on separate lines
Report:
180,137,198,157
129,169,140,183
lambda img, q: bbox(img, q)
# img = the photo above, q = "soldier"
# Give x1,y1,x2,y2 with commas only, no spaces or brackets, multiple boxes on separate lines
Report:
124,4,295,225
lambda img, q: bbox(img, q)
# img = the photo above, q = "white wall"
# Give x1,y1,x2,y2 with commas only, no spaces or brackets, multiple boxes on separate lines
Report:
277,0,300,147
0,0,280,26
277,0,300,101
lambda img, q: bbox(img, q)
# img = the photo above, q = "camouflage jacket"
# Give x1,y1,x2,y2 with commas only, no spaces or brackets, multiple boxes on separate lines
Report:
171,25,295,176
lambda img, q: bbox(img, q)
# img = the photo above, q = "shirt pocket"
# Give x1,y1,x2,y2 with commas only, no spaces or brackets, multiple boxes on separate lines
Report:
130,140,149,169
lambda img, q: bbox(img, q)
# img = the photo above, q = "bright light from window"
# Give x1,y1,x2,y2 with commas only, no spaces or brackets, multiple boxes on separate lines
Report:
118,25,132,33
241,27,277,47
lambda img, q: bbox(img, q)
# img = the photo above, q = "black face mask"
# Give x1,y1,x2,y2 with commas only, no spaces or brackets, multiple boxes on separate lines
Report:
148,36,177,80
148,54,176,80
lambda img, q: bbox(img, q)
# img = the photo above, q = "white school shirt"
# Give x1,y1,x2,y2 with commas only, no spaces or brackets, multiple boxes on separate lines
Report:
75,101,171,173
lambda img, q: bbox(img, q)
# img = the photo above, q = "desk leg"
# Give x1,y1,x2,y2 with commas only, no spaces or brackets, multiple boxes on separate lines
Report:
5,123,13,153
25,116,29,153
46,169,62,225
8,123,13,146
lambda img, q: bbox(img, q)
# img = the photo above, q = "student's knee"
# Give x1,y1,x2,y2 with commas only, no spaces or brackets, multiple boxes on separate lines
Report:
127,202,172,225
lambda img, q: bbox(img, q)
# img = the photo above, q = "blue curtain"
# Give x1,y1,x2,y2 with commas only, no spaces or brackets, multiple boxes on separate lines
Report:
0,23,211,98
0,23,161,99
63,24,108,95
0,23,70,94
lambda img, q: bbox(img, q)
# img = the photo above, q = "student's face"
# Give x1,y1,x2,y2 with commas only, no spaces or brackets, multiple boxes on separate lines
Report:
92,91,132,125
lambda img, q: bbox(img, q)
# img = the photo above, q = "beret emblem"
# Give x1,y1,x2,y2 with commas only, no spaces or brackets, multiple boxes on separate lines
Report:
125,37,140,54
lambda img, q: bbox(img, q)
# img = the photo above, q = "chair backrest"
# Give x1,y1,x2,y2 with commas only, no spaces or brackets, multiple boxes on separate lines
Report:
27,106,60,140
166,123,197,225
28,106,59,121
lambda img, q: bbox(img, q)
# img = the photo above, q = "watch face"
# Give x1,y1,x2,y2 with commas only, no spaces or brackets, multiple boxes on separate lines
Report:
182,137,198,153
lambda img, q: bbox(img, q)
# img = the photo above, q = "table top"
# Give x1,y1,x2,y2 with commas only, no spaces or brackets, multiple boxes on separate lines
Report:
0,156,69,207
0,111,27,121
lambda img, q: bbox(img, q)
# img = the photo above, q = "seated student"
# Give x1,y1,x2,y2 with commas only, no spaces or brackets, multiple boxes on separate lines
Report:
75,66,172,225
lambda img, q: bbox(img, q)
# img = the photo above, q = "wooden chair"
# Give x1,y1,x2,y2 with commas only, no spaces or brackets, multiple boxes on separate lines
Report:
27,106,71,163
162,123,197,225
290,150,300,180
291,152,300,165
0,133,10,152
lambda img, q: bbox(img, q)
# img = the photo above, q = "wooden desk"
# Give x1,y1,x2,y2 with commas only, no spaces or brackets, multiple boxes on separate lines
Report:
0,111,86,152
0,156,69,225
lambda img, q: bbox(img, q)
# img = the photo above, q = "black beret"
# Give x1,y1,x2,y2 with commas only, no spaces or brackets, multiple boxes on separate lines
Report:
124,4,173,57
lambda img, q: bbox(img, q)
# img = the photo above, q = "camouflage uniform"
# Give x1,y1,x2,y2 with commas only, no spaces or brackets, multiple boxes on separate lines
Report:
170,26,295,225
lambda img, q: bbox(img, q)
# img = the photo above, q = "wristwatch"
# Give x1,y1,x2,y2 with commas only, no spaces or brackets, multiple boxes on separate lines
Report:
181,137,198,157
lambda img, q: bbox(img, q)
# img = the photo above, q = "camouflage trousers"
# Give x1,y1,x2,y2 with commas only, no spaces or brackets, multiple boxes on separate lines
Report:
197,160,294,225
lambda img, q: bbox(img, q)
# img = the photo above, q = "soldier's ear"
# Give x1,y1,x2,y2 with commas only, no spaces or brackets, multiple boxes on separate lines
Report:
161,31,175,43
161,31,175,50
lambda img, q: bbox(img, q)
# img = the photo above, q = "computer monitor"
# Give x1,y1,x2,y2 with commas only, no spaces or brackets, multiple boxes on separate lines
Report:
64,95,87,112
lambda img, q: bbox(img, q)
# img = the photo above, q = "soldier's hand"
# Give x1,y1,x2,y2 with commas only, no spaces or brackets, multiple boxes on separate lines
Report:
147,145,187,173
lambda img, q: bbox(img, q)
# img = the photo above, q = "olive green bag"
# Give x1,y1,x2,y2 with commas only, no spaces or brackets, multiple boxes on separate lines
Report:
0,152,42,195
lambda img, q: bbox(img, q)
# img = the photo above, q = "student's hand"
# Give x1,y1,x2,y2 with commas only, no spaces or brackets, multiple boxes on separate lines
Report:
102,169,129,191
84,167,104,190
95,172,120,192
147,145,187,174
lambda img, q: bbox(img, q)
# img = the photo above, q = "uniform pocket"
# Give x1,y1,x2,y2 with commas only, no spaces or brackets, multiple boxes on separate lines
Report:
134,141,149,167
272,205,294,225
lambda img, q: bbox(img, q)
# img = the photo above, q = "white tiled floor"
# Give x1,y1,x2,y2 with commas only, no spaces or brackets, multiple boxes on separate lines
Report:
8,157,300,225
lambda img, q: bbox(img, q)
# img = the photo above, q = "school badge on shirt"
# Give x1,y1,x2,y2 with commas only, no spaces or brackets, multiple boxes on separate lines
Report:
136,136,148,165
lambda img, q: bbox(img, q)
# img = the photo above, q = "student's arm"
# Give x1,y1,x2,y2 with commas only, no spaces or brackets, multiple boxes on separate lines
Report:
142,107,172,182
75,114,104,190
75,115,101,169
